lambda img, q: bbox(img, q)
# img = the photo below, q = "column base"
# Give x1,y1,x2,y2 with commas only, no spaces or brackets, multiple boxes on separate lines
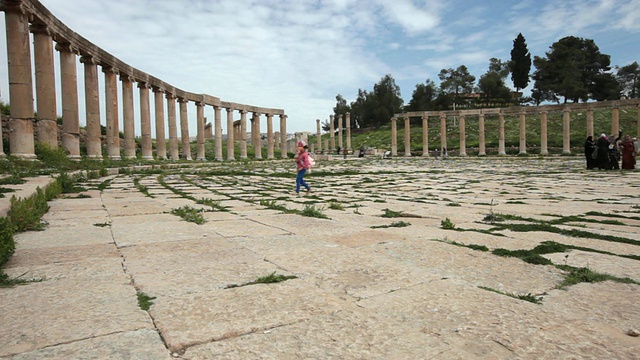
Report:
540,151,549,156
142,156,153,160
196,157,206,161
562,151,572,155
12,153,38,160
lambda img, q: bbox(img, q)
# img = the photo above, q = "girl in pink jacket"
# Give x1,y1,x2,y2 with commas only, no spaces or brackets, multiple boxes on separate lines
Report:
295,141,312,195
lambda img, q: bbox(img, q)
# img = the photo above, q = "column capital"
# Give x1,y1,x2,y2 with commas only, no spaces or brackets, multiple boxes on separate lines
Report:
119,73,134,83
55,41,79,54
0,1,30,15
101,65,119,75
165,92,176,100
177,97,188,104
29,22,52,36
151,85,165,93
239,109,246,114
79,54,99,65
137,81,151,89
540,110,548,115
195,101,204,107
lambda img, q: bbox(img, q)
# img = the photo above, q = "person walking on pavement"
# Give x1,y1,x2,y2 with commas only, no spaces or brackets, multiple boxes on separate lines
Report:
295,141,312,195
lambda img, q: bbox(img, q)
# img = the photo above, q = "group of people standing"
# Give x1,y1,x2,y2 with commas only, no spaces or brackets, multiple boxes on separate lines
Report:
585,131,638,170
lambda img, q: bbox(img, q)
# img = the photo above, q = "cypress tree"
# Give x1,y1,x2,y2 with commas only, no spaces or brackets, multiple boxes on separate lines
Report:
510,33,531,95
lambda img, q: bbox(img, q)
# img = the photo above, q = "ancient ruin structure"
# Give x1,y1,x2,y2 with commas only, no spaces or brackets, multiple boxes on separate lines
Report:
0,0,286,160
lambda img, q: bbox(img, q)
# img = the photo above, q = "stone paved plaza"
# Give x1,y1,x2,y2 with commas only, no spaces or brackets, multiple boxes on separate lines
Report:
1,157,639,359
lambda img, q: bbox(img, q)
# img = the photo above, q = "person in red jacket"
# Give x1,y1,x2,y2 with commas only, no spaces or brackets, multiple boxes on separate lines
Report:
295,141,312,195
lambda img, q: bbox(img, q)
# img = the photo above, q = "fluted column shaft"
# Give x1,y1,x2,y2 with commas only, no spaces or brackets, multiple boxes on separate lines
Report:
540,111,549,155
329,115,335,151
121,75,136,159
498,112,506,155
214,106,223,161
338,114,343,150
153,88,166,159
179,98,191,160
391,117,397,156
439,114,447,153
104,67,120,159
280,115,287,158
226,108,235,160
421,115,429,157
196,102,205,160
80,55,101,157
5,4,35,158
316,119,321,153
459,115,467,156
139,83,152,159
562,108,571,155
518,112,527,155
403,117,411,157
166,93,179,160
32,24,58,149
586,108,594,139
611,105,620,135
57,43,81,157
239,110,247,159
266,114,274,159
478,113,486,156
253,112,262,159
346,112,351,151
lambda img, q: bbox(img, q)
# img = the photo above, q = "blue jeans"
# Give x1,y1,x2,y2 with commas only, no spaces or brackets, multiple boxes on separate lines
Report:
296,169,310,193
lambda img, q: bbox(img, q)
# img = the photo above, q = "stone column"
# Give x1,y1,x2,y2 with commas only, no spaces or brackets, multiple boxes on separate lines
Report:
57,43,81,158
253,112,262,159
391,117,397,156
139,82,153,159
280,114,287,158
324,139,329,153
239,110,248,159
274,131,280,148
540,110,549,156
439,113,447,154
196,102,205,160
166,93,179,160
31,23,58,149
4,3,35,158
226,108,235,160
316,119,322,153
459,115,467,156
562,107,571,155
329,115,335,151
214,105,223,161
518,111,527,155
338,114,343,151
498,111,506,155
478,113,486,156
403,117,411,157
153,87,167,159
266,114,274,159
121,74,136,159
346,112,352,151
586,107,594,138
103,66,120,159
421,114,429,157
80,55,101,157
178,98,191,160
611,104,620,135
637,105,640,140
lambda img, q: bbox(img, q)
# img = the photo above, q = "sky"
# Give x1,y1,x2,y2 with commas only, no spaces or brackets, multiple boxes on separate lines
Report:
1,0,639,136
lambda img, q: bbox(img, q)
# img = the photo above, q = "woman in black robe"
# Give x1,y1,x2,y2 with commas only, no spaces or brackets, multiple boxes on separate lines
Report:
596,134,611,170
584,136,596,169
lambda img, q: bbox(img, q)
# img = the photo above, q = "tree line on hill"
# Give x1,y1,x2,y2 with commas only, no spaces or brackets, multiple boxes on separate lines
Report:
326,34,640,131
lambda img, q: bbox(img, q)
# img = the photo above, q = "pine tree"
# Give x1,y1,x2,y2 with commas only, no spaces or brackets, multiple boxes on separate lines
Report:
510,33,531,95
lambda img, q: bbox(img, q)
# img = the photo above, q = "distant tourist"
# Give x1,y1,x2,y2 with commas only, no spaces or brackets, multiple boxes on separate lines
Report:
596,133,610,170
295,141,312,195
620,134,636,170
608,131,622,170
584,136,596,170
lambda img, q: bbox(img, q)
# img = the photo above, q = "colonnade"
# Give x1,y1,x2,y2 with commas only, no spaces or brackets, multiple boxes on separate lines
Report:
0,0,288,160
389,101,640,157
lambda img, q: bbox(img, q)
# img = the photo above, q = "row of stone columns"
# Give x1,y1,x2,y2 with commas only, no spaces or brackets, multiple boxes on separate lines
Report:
1,2,287,160
314,112,353,153
390,105,640,156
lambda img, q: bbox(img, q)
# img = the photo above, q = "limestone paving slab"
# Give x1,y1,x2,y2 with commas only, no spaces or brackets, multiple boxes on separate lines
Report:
0,278,151,357
544,250,640,281
119,237,278,297
151,277,345,353
109,213,218,247
10,224,113,248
